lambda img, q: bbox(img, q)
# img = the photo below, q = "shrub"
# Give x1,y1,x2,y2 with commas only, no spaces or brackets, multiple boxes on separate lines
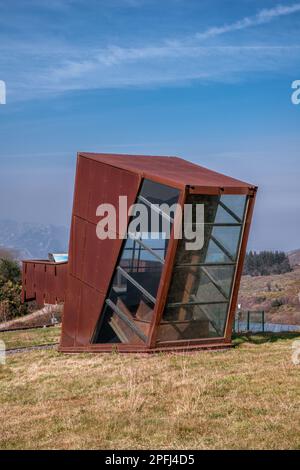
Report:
271,298,286,308
0,258,28,322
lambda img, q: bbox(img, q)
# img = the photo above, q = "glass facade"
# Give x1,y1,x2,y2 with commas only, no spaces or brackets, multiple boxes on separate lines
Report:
93,180,248,345
157,194,247,343
93,179,179,344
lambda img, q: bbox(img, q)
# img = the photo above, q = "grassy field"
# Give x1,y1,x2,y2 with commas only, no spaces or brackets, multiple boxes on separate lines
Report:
0,328,299,450
0,326,60,350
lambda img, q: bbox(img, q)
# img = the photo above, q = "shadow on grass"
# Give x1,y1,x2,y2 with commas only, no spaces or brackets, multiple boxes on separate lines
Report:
232,332,300,346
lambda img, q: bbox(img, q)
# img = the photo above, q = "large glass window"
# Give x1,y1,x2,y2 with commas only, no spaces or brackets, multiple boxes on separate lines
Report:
93,180,179,344
157,194,247,343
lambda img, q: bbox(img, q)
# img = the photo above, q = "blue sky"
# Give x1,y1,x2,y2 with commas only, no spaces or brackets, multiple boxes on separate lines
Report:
0,0,300,251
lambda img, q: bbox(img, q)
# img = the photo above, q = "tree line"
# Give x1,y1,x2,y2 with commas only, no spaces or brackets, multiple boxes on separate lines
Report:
243,250,291,276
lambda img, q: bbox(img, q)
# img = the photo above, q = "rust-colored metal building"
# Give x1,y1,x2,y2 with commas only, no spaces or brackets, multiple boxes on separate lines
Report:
22,152,257,352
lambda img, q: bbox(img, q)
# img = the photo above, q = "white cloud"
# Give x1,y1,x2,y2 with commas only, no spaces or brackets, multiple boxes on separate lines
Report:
2,3,300,100
195,3,300,40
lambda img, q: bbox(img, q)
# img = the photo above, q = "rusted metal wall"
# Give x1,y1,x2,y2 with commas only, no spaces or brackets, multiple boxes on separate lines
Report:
60,155,141,348
22,260,67,306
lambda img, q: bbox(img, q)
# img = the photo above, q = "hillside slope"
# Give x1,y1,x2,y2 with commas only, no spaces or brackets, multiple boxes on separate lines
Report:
0,219,69,259
238,266,300,324
288,249,300,267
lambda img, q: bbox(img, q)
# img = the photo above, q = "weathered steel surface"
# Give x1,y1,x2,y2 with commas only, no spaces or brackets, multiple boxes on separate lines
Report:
60,274,81,347
22,260,67,306
75,284,105,346
60,155,141,348
79,152,256,192
81,221,121,293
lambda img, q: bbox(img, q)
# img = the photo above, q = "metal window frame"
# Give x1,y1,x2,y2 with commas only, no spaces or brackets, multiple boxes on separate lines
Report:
89,173,256,351
127,232,165,264
138,195,174,223
105,298,147,343
116,265,156,304
167,300,229,308
152,191,253,348
218,199,243,223
210,234,236,263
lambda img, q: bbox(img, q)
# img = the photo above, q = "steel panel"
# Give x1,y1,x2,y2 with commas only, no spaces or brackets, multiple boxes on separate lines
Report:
21,260,67,305
21,263,26,302
73,155,92,220
60,275,81,347
60,155,141,349
55,263,67,302
80,153,256,192
87,159,140,226
68,215,87,279
75,284,105,346
25,262,35,300
34,263,46,306
82,223,122,294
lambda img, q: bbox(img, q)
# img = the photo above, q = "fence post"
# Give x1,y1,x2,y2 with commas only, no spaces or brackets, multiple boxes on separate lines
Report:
247,311,250,331
262,311,265,333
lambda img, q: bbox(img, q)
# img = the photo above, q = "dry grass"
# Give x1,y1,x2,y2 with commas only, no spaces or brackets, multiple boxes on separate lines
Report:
0,326,60,350
0,332,299,450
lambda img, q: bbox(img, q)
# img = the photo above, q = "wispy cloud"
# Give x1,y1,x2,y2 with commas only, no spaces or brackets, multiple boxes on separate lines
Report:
195,3,300,40
2,3,300,100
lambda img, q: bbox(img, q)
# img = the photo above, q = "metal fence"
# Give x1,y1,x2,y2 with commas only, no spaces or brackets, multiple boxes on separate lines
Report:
233,311,300,334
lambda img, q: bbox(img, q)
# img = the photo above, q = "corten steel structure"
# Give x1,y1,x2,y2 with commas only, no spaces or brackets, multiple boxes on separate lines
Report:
22,152,257,353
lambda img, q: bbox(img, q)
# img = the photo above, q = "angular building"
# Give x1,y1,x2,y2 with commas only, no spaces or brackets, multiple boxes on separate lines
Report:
22,153,257,352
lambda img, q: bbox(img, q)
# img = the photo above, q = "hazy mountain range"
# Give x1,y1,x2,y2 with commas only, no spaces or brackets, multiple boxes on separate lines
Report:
0,219,69,260
0,217,299,266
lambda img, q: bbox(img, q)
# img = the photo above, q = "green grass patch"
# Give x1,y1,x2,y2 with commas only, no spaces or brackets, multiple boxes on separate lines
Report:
0,326,60,350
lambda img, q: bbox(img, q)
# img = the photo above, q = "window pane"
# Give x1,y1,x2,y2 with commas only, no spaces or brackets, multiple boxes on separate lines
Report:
93,303,147,345
211,226,241,260
204,239,234,263
118,240,163,297
159,193,248,343
93,178,178,345
140,179,179,206
167,266,229,304
93,304,121,344
174,225,234,265
157,303,229,341
220,195,246,220
95,271,154,344
185,194,219,224
214,205,240,224
203,265,235,297
109,272,155,319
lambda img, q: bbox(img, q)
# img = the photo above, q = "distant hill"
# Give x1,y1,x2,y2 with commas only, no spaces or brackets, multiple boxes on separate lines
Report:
288,249,300,267
0,246,20,260
239,265,300,325
0,219,69,260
